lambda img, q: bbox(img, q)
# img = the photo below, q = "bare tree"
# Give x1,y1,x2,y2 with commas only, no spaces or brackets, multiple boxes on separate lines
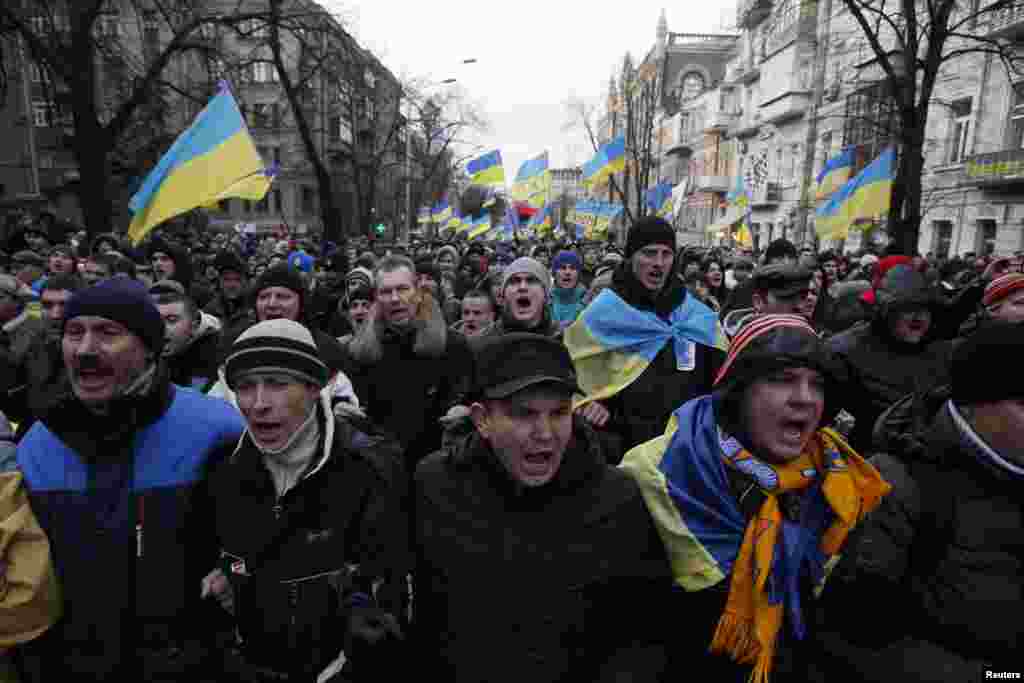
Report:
563,53,663,227
0,0,260,237
831,0,1024,254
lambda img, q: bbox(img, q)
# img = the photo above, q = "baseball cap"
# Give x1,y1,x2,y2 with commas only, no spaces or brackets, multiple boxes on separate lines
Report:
474,333,581,400
752,263,813,298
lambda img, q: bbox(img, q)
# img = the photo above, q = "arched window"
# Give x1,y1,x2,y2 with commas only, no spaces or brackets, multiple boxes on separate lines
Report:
679,72,706,101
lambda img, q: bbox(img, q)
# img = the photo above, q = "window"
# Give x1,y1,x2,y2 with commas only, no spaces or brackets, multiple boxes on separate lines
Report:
143,10,158,31
679,72,705,102
775,147,784,181
932,220,953,259
238,19,268,39
977,219,997,256
251,62,277,83
1010,86,1024,149
32,99,53,127
947,98,972,164
251,103,271,128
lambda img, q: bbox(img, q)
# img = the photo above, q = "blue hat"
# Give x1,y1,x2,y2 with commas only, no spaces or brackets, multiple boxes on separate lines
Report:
551,250,581,272
63,278,165,352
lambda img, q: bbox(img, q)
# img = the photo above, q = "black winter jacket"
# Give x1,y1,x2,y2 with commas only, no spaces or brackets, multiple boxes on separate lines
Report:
412,424,674,683
205,404,410,680
813,401,1023,681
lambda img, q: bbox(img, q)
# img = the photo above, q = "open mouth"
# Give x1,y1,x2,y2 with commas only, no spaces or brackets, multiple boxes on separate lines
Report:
513,296,533,312
251,421,283,442
779,418,810,445
521,451,556,477
75,367,112,387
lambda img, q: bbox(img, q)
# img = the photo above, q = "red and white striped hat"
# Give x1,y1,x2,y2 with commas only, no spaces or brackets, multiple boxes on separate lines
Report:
982,273,1024,308
713,314,818,387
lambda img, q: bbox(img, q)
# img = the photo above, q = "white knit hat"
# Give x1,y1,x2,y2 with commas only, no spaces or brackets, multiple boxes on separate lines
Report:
501,257,551,295
225,319,327,388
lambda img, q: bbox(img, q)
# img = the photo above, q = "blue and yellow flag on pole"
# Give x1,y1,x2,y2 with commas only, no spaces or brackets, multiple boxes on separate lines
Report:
582,136,627,188
512,152,550,208
645,182,674,218
815,148,855,200
815,148,895,240
468,213,491,239
128,82,264,245
468,150,506,187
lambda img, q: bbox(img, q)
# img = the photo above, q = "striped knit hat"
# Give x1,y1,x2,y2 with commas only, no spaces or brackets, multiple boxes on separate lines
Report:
713,314,843,425
982,273,1024,307
225,319,328,389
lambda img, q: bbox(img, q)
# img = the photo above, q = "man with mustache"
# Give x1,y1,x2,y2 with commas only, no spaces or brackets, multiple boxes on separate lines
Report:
565,216,729,459
14,277,245,681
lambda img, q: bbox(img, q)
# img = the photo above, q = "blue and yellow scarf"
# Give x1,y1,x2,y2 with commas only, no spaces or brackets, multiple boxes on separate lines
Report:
621,395,890,682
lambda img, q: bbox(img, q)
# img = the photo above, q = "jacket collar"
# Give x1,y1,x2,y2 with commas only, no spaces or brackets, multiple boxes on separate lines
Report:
232,393,336,485
611,262,687,318
448,420,605,500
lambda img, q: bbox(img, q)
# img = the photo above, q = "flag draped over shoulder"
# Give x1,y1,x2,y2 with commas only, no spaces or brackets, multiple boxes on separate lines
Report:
621,394,890,683
815,148,895,240
128,83,265,245
564,288,728,406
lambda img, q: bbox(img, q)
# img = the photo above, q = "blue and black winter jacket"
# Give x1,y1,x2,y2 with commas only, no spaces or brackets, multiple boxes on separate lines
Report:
14,371,244,681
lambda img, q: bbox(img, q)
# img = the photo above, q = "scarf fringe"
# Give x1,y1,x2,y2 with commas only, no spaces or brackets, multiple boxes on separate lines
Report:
710,613,775,683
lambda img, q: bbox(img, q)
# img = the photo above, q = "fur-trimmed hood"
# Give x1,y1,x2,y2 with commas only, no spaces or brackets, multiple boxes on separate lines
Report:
348,290,448,364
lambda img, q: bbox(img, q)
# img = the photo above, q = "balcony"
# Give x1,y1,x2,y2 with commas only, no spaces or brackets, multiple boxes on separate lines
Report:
751,181,782,205
694,175,730,193
706,109,741,131
737,0,773,28
986,2,1024,40
759,91,811,125
965,149,1024,186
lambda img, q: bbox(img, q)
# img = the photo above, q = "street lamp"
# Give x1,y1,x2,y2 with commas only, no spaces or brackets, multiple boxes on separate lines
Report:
404,60,477,241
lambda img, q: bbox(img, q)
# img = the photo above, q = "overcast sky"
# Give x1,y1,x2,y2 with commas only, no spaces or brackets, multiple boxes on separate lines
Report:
328,0,735,180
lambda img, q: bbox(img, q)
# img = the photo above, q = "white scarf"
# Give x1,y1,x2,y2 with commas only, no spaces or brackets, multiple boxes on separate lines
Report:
256,406,321,497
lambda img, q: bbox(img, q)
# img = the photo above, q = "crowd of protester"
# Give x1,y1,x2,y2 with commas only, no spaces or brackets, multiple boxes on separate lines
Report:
0,210,1018,682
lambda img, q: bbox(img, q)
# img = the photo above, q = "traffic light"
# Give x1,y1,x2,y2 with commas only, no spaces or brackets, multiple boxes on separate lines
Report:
374,223,386,235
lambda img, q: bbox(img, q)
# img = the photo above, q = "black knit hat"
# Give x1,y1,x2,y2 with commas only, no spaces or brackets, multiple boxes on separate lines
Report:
225,319,328,389
254,265,307,316
213,250,247,277
625,216,676,258
63,278,165,353
951,322,1024,405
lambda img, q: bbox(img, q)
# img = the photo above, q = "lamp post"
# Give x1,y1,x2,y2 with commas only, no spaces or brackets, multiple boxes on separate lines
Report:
404,59,477,241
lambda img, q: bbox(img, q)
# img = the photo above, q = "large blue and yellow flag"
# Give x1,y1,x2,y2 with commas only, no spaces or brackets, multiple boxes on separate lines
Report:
201,164,277,211
128,83,265,245
564,288,728,406
815,147,895,240
512,152,551,208
468,150,506,187
582,135,626,187
815,147,854,200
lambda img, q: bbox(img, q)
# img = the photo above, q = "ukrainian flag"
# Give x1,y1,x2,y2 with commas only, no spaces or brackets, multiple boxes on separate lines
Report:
582,136,627,187
433,200,452,224
468,213,491,239
468,150,505,187
565,288,728,406
201,164,277,211
815,147,855,200
417,207,432,224
815,147,895,240
128,83,264,245
512,152,551,208
645,182,674,218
